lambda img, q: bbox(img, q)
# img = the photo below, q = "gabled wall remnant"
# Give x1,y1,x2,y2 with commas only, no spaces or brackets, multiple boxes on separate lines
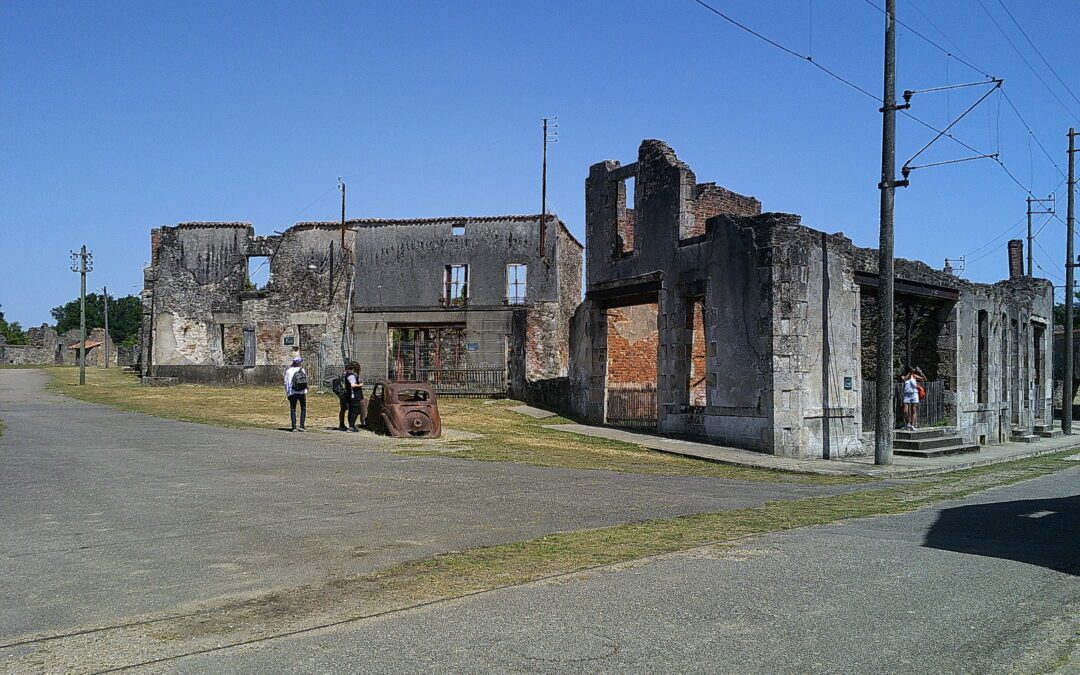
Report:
141,222,356,385
568,140,1053,459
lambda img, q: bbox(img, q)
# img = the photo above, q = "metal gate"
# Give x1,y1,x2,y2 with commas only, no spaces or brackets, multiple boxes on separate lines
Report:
388,329,507,397
605,384,657,429
862,379,948,431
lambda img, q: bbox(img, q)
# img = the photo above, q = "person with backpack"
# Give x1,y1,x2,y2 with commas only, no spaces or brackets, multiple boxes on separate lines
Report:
335,362,366,432
900,365,926,431
284,355,309,432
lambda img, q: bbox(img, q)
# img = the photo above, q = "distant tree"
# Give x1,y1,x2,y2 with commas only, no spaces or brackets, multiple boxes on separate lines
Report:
0,309,27,345
1054,291,1080,327
51,294,142,347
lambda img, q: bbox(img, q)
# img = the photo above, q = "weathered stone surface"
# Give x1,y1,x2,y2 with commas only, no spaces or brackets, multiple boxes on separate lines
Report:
568,139,1053,460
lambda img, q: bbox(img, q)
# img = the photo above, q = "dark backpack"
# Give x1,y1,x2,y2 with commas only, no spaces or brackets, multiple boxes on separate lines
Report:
332,373,348,399
291,368,309,393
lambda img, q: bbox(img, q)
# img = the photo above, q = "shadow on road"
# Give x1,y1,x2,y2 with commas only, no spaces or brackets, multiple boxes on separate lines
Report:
923,496,1079,575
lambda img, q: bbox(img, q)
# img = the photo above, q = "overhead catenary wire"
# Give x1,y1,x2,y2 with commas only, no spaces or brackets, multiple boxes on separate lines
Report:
993,0,1080,111
689,0,1037,197
860,0,1066,191
974,0,1080,125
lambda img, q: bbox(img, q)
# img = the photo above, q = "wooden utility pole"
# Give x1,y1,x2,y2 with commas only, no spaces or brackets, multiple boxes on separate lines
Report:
103,286,109,369
70,245,92,385
338,178,347,250
1065,128,1078,435
874,0,906,465
540,116,558,258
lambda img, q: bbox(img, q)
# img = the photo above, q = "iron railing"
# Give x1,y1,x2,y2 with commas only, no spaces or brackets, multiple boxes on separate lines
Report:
862,379,948,431
606,384,658,429
390,367,507,397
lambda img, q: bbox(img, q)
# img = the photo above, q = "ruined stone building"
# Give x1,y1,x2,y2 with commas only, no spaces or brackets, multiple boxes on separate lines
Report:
140,215,582,394
346,215,582,398
1,324,122,367
566,140,1054,459
141,223,357,384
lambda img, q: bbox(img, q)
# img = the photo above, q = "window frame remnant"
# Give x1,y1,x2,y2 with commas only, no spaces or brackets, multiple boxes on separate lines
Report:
506,263,527,305
444,264,469,307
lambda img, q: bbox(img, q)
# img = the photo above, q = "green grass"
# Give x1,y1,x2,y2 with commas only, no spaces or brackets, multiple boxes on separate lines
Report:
13,449,1075,673
43,367,857,484
402,398,864,483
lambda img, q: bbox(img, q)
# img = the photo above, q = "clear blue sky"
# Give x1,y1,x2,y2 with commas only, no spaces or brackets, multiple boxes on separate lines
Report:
2,0,1078,326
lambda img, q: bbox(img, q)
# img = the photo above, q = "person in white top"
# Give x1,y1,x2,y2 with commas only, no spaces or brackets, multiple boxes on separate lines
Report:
284,355,308,432
900,366,925,431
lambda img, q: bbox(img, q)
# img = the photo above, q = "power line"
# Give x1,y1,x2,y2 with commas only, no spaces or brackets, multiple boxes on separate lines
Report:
1000,89,1066,180
905,0,989,77
689,0,1037,196
963,213,1026,260
993,0,1080,111
974,0,1080,125
859,0,992,79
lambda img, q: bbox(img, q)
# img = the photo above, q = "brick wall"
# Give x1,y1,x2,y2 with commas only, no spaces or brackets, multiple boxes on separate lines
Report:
606,303,658,385
687,183,762,239
689,299,706,406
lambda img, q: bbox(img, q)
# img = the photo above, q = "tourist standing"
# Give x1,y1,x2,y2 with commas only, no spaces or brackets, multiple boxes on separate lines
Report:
284,355,308,432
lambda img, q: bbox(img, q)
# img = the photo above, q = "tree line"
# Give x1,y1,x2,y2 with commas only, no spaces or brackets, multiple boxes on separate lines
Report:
0,295,142,347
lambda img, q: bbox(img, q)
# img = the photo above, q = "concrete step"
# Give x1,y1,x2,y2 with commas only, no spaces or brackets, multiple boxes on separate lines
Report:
894,443,981,459
893,435,966,451
1010,433,1039,444
1038,429,1064,439
893,427,957,441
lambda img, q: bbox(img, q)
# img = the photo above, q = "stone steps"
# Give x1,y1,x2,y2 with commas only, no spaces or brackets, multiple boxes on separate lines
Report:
1033,424,1063,439
1010,431,1039,444
893,443,982,459
893,427,979,458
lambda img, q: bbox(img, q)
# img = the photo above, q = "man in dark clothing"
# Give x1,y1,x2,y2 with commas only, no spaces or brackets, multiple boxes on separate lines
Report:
337,362,367,432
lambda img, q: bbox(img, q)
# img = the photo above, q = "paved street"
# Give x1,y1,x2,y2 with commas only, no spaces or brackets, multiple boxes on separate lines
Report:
0,370,856,651
170,466,1080,674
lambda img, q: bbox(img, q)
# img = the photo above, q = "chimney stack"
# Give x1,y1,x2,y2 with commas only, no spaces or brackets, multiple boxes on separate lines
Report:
1007,239,1024,278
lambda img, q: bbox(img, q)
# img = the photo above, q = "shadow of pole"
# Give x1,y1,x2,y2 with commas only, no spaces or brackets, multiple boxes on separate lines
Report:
923,495,1079,575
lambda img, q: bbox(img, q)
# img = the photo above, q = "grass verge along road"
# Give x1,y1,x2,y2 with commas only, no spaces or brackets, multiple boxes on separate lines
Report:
8,450,1075,673
44,367,852,483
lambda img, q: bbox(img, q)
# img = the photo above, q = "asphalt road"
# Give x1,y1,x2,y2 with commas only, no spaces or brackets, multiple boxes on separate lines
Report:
0,369,858,649
170,466,1080,674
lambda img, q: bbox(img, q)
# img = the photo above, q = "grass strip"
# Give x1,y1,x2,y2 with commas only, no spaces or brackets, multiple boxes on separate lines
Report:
43,367,854,484
13,450,1074,674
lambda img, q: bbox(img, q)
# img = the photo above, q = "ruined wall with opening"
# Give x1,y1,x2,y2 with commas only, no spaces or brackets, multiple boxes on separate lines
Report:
141,222,355,384
570,138,1052,458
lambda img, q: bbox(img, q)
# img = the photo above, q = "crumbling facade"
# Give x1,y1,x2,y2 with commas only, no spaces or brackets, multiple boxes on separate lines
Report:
141,223,356,384
348,215,582,398
567,140,1053,459
140,215,583,394
1,324,122,367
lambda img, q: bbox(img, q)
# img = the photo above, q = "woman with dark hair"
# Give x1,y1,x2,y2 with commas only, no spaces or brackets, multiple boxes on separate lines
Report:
900,365,926,430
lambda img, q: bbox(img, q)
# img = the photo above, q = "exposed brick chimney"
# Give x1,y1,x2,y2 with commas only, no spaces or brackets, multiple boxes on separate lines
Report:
1007,239,1024,278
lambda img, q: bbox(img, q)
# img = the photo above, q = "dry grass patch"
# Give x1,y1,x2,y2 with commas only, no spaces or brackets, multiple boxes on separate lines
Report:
10,449,1074,674
45,368,855,483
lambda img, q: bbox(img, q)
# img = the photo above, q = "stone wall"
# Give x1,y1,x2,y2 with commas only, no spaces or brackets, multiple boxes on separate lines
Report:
568,139,1053,459
141,222,355,384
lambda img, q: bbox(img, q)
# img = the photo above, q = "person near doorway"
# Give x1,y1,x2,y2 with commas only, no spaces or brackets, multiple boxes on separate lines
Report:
900,366,926,430
284,355,308,432
337,362,367,432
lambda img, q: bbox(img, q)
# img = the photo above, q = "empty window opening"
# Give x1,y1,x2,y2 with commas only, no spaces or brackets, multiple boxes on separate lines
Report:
1000,314,1008,402
1033,323,1046,420
1011,318,1020,423
616,176,636,256
604,302,658,429
506,264,527,305
687,298,707,408
452,223,466,236
977,310,988,405
443,265,469,306
247,256,270,290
